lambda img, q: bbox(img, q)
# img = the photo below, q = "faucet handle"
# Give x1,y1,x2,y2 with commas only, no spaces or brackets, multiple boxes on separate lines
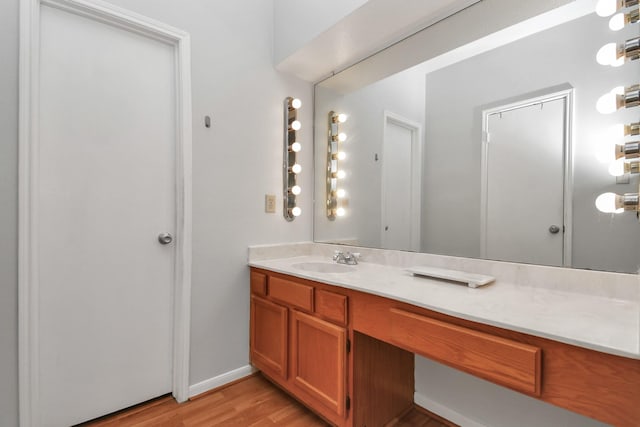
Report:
333,250,343,261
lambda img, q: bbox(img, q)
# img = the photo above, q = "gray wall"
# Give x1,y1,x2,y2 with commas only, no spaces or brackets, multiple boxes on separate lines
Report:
0,0,19,425
314,67,425,248
1,1,312,424
423,13,640,273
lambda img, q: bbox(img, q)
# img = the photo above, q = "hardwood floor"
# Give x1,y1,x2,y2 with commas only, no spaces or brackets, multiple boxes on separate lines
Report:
81,374,453,426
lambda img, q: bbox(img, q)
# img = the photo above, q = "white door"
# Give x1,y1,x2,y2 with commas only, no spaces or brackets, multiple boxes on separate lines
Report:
481,96,568,267
381,113,422,251
34,4,180,426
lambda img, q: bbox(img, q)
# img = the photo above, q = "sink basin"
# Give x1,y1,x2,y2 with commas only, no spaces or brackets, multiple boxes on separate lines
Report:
291,262,355,274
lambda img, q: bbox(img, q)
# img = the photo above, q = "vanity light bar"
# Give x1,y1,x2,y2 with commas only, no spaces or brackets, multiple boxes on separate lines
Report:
596,190,640,213
621,37,639,61
609,6,639,30
596,0,638,17
327,111,348,220
623,160,640,174
597,37,640,66
597,84,640,113
284,97,302,221
615,140,640,159
622,84,640,109
624,121,640,135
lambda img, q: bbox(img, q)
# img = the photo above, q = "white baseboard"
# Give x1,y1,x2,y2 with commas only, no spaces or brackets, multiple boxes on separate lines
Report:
188,365,257,398
414,392,488,427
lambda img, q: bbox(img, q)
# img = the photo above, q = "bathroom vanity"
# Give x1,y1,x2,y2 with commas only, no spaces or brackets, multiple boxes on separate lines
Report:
248,245,640,427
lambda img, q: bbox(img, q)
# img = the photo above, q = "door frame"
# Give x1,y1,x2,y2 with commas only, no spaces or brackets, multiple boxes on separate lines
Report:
480,88,573,267
381,111,423,251
18,0,193,425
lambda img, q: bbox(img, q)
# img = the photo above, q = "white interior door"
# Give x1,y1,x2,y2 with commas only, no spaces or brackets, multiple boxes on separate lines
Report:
481,96,567,267
35,4,178,426
381,112,422,251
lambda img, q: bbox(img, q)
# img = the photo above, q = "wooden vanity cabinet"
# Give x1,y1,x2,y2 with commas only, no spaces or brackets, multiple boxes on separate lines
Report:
291,310,348,418
250,296,288,380
249,269,351,427
250,268,640,427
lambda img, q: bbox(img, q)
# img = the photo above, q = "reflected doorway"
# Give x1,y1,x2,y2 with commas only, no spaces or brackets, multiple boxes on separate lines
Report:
480,89,573,267
381,111,422,251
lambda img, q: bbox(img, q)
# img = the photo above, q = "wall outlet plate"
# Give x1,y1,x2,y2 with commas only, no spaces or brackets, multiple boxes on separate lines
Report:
265,194,276,213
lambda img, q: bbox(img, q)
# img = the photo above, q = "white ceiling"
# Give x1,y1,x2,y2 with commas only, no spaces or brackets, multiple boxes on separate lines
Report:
275,0,481,83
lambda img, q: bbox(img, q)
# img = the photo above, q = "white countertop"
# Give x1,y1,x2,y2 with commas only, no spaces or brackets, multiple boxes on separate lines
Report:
249,254,640,360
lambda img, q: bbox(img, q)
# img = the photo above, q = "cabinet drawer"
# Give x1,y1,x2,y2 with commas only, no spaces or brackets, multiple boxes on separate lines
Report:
315,289,347,326
269,276,313,312
250,271,267,296
390,308,541,396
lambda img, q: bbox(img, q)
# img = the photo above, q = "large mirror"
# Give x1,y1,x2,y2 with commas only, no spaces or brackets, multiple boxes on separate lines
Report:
314,0,640,274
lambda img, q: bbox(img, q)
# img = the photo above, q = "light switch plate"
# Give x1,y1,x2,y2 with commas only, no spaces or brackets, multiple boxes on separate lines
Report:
265,194,276,213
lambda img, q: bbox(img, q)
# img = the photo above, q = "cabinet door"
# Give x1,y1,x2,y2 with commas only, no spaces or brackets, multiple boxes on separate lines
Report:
250,296,288,380
291,310,347,418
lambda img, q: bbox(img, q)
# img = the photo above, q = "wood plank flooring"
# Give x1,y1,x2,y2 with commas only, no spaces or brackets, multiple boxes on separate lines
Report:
81,374,453,426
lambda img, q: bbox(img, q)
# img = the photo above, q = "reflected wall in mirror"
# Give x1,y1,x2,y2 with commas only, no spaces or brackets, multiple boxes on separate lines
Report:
314,0,640,274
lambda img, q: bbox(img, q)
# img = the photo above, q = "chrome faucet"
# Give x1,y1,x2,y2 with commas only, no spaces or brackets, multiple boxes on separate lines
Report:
333,250,360,265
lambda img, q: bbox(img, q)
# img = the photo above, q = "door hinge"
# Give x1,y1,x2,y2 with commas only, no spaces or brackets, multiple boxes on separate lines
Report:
346,396,351,411
346,338,351,353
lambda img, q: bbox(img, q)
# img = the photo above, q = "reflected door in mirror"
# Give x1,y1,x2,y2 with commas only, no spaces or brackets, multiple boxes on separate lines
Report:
481,96,567,266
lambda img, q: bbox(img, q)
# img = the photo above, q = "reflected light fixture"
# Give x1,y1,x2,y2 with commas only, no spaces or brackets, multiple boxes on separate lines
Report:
609,6,639,30
596,84,640,114
611,121,640,136
596,0,638,17
608,158,640,176
595,1,640,219
327,111,349,220
284,97,302,221
596,190,640,213
596,37,640,66
615,140,640,159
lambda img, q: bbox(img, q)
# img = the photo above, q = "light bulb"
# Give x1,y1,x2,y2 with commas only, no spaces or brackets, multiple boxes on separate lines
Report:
291,98,302,109
596,192,623,213
336,189,346,198
336,170,346,179
610,123,625,137
290,142,301,152
338,132,347,142
336,207,346,217
595,141,617,163
337,113,347,123
596,43,617,65
291,120,301,131
291,185,301,195
609,13,625,31
291,206,302,217
608,158,626,176
332,151,346,161
596,86,624,114
596,0,617,17
291,163,302,174
596,93,618,114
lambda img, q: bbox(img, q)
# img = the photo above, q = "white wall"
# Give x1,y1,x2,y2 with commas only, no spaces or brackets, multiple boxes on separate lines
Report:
0,0,19,425
103,0,314,389
273,0,368,65
1,0,313,422
314,67,425,248
422,12,640,273
415,357,608,427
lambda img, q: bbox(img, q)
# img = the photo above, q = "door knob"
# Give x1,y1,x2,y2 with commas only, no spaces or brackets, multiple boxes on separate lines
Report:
158,232,173,245
548,225,560,234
